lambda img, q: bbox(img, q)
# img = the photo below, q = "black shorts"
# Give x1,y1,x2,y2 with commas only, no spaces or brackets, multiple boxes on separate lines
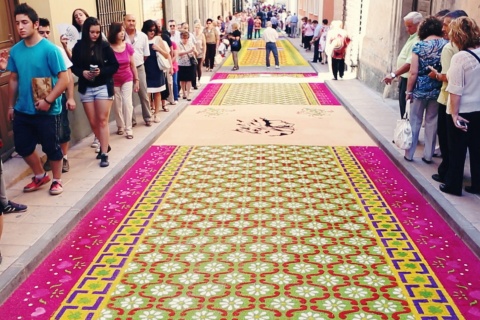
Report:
13,111,63,161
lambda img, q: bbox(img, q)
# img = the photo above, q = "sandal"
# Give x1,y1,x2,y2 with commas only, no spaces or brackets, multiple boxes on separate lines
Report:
126,134,133,139
117,129,124,135
162,105,170,112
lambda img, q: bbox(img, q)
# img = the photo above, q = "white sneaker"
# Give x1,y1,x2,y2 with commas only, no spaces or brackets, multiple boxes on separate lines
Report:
267,66,270,69
91,137,99,148
275,65,280,69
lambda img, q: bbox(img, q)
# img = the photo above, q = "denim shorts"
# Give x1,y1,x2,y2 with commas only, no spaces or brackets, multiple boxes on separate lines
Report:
79,85,113,103
13,111,63,161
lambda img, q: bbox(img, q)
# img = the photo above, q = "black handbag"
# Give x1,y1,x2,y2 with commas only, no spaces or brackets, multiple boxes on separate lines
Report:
189,56,198,66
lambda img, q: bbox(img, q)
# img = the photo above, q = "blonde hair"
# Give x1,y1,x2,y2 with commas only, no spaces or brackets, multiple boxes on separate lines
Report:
232,22,239,30
449,17,480,50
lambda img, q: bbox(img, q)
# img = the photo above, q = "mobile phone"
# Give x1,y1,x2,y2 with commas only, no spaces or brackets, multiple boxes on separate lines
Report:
89,64,98,72
456,120,468,129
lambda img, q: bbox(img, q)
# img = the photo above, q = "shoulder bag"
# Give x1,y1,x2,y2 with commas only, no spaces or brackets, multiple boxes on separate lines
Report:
155,36,171,71
181,43,198,66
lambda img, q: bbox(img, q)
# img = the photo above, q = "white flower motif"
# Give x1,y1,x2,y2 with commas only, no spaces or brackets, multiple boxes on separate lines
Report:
182,215,199,222
313,254,335,264
285,202,303,209
178,273,201,285
271,297,294,311
250,227,269,235
248,243,270,253
238,186,253,192
150,284,174,297
326,230,347,237
268,186,284,192
270,273,293,285
132,273,154,285
371,246,383,255
120,295,144,310
323,298,346,312
290,245,311,254
224,182,239,188
197,221,215,228
216,214,235,221
213,228,232,236
337,264,359,275
146,229,158,236
331,245,353,255
227,252,248,262
173,197,189,204
317,203,337,210
191,310,217,320
169,296,194,310
341,222,362,231
252,191,269,197
185,252,206,263
344,286,368,299
204,262,225,272
289,228,308,237
292,263,315,274
391,287,405,299
246,284,270,296
308,237,329,246
305,222,325,230
248,262,270,272
232,220,251,228
315,193,333,199
186,202,204,209
372,299,398,313
98,309,114,320
322,216,342,223
296,286,319,298
269,235,289,244
176,228,194,236
298,311,325,320
229,235,249,244
362,275,386,287
236,196,253,202
135,244,149,253
160,262,182,272
235,207,252,215
253,182,269,187
200,208,218,215
302,197,317,204
219,202,237,208
223,272,245,284
208,244,229,253
198,284,222,297
286,215,305,222
317,274,340,287
139,310,164,320
347,237,369,246
244,310,270,320
168,244,189,253
112,284,127,296
219,297,243,311
204,197,221,203
380,265,393,275
269,220,288,228
251,213,270,220
351,313,378,320
160,221,178,228
303,209,321,216
355,254,377,265
269,252,290,263
337,209,356,217
126,262,140,272
270,207,286,215
252,201,269,208
190,236,210,245
166,208,185,215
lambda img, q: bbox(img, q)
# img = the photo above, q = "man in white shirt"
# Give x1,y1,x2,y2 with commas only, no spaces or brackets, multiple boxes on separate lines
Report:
124,14,152,126
262,21,279,69
168,20,181,45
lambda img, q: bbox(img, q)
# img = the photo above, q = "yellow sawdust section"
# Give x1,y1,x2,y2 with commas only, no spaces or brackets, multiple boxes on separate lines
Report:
52,146,192,320
223,39,309,67
218,73,310,79
209,83,318,105
333,146,463,318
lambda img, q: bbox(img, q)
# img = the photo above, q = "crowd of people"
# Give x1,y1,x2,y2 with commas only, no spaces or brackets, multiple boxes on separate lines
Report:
383,10,480,196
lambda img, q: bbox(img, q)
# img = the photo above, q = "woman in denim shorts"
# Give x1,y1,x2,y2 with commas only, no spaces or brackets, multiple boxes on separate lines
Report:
71,17,119,167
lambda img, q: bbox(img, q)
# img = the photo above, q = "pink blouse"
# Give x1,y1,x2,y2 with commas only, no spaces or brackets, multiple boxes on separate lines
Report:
113,43,134,87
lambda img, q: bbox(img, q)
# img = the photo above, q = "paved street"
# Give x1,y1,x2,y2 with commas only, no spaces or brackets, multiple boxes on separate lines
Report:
0,33,479,318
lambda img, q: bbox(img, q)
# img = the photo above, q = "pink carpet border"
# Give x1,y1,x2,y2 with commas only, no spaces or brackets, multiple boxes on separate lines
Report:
351,146,480,318
192,82,341,106
0,146,176,319
211,72,319,80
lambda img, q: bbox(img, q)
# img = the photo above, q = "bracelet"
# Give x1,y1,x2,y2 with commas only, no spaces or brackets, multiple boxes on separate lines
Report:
44,97,52,105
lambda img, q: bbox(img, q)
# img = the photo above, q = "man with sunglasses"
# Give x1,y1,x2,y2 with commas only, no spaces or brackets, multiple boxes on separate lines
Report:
124,13,152,127
38,18,76,174
168,20,181,45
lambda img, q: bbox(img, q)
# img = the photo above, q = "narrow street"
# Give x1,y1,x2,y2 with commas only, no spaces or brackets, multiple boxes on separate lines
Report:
1,33,479,319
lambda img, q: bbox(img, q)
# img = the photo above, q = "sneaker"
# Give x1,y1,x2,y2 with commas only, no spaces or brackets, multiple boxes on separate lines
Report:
24,174,51,192
275,65,280,69
96,145,111,159
267,66,270,69
100,153,109,167
2,200,27,214
62,158,70,173
91,137,99,148
43,159,51,171
49,181,63,195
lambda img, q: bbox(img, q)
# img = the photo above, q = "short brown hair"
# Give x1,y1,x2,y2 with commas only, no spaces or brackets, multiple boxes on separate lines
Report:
449,17,480,50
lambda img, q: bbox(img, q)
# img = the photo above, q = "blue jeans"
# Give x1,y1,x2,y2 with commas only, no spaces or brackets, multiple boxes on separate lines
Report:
265,42,279,67
172,72,179,101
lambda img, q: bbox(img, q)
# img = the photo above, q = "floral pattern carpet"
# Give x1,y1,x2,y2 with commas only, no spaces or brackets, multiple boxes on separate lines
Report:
1,145,479,319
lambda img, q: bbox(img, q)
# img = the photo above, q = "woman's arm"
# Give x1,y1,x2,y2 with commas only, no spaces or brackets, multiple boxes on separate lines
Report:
98,44,119,77
153,37,169,59
405,53,419,101
130,54,139,92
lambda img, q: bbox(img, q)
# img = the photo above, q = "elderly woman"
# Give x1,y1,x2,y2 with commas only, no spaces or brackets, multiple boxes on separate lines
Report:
439,17,480,196
177,31,198,101
404,16,447,163
228,22,242,71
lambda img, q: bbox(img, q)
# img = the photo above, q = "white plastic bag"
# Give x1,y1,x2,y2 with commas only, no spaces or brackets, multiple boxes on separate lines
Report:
393,101,412,150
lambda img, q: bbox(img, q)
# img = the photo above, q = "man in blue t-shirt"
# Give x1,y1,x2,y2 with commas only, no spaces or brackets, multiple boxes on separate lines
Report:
7,3,68,196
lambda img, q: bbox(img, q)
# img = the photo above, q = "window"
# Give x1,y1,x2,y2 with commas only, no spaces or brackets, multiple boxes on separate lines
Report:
96,0,126,32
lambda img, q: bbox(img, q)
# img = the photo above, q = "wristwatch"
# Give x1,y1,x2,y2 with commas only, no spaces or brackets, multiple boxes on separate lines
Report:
390,72,396,78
